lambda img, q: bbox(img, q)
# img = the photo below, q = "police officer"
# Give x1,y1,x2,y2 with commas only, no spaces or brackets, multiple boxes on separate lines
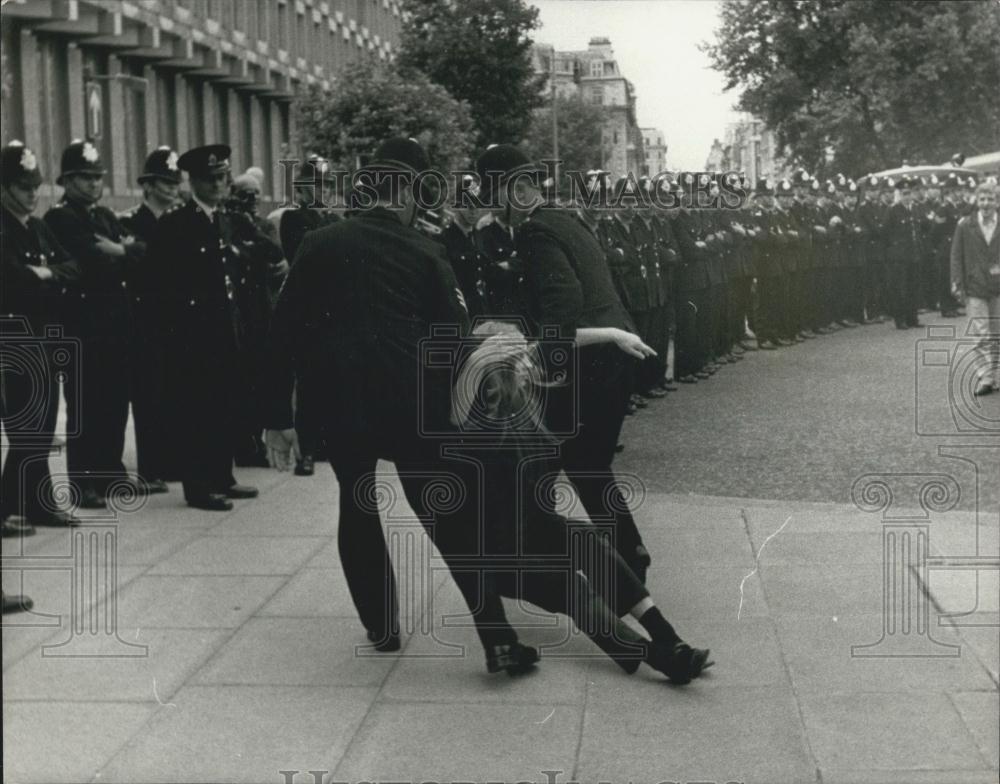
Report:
118,146,183,492
279,155,338,265
148,144,259,510
438,174,488,318
44,140,140,509
1,141,81,535
475,144,656,581
885,176,922,329
263,138,538,674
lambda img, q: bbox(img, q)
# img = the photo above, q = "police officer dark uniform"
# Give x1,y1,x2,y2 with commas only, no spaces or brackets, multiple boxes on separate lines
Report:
885,176,922,329
118,146,182,492
1,141,81,534
475,144,656,581
438,175,489,318
147,144,258,510
263,138,536,673
44,140,140,508
279,155,338,265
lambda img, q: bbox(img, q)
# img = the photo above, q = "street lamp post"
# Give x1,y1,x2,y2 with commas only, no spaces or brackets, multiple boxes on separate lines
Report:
551,51,559,200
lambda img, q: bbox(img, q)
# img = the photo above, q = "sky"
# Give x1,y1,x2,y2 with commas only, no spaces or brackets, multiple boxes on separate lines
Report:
528,0,740,170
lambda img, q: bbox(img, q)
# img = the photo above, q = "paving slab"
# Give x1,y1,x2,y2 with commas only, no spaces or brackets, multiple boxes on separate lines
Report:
2,701,155,784
576,684,816,784
334,702,581,782
951,691,1000,769
2,628,228,701
115,574,287,629
146,535,326,576
96,685,374,784
799,692,988,770
775,615,995,693
192,617,397,687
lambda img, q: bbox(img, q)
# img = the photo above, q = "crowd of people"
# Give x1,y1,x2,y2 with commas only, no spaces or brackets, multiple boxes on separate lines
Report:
2,134,998,684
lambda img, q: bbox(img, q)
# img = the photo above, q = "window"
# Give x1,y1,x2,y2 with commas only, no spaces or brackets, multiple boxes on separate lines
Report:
589,87,603,105
590,60,602,78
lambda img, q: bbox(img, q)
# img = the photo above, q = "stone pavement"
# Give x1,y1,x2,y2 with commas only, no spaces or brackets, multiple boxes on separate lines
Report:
3,460,997,784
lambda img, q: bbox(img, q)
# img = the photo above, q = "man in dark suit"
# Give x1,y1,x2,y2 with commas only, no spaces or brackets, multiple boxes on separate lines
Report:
44,140,141,508
263,138,537,674
147,144,258,511
884,176,922,329
1,141,81,539
118,146,182,493
951,182,1000,395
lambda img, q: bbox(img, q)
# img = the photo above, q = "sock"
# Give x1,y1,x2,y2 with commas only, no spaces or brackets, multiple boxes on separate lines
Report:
638,607,680,646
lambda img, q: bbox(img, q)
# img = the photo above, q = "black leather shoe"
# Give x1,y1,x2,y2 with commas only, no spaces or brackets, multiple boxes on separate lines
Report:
2,519,36,538
2,592,34,615
679,375,698,383
366,629,402,652
27,510,80,527
658,380,679,391
79,488,107,509
694,371,711,379
615,442,625,453
486,642,539,676
186,494,234,512
642,387,668,399
223,484,259,500
295,455,316,476
645,641,714,684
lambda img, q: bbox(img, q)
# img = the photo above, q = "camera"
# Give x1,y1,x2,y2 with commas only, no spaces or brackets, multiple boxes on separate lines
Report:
417,319,579,440
915,324,1000,436
0,317,80,444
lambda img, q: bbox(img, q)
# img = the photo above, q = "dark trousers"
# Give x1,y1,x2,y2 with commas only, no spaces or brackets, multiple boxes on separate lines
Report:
64,337,130,494
174,356,238,501
1,344,59,519
329,444,517,653
864,260,887,320
938,252,960,314
558,347,645,562
888,262,920,326
639,304,668,389
676,288,708,375
710,283,729,357
131,335,170,481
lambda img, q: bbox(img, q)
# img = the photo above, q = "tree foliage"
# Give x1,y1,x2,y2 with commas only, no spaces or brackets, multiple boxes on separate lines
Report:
295,62,477,172
396,0,547,149
705,0,1000,175
521,95,611,184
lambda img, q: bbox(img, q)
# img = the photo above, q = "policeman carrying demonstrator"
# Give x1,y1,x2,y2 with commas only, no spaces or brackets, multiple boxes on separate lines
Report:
147,144,259,511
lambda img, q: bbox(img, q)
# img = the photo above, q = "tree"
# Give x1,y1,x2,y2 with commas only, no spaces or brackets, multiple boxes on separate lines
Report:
396,0,547,149
705,0,1000,176
520,95,611,186
295,62,477,173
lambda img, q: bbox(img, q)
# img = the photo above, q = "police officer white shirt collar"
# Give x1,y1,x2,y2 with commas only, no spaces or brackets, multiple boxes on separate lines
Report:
190,193,218,221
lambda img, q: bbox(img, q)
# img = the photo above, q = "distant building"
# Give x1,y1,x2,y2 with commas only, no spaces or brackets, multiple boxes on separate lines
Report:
532,37,645,179
718,114,790,182
0,0,401,210
705,138,725,171
640,127,667,175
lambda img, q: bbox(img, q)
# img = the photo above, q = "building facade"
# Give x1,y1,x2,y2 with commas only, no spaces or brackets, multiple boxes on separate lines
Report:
716,114,789,183
532,37,645,179
639,126,666,175
0,0,401,210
